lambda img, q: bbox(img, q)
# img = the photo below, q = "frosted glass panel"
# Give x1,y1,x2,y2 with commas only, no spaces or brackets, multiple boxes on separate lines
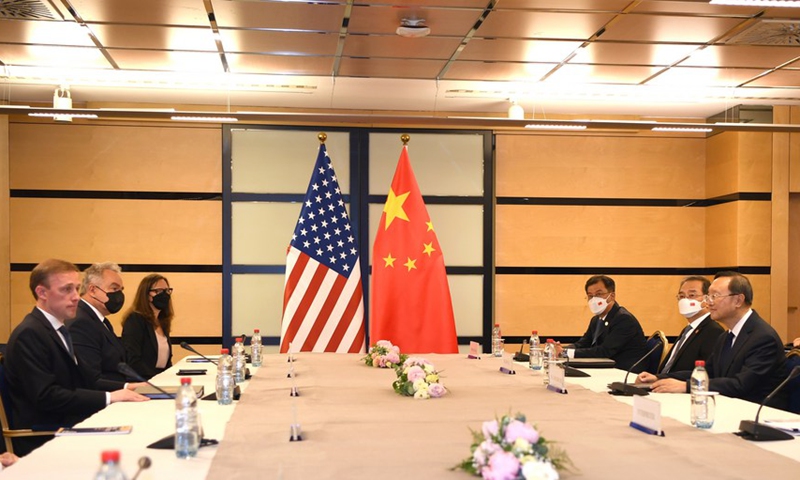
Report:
232,202,302,264
231,273,285,337
368,203,483,266
450,275,484,337
232,129,350,193
369,132,484,196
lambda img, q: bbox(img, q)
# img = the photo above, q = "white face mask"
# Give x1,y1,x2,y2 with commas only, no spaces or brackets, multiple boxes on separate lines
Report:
588,295,610,315
678,298,703,319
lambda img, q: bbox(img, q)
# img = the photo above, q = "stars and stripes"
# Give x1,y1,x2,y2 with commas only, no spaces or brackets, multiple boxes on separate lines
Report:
280,143,365,353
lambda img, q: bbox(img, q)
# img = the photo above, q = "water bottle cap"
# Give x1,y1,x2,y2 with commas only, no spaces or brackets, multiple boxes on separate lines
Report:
546,339,555,343
220,348,229,354
101,450,120,463
254,328,260,333
180,377,192,385
494,323,500,327
695,360,705,367
236,337,243,342
532,330,538,335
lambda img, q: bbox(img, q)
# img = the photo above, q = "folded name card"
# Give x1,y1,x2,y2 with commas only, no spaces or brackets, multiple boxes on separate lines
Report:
630,395,664,436
468,341,481,359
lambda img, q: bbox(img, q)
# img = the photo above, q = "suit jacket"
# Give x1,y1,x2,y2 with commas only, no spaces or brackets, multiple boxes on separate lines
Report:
66,300,128,384
121,312,172,380
4,308,108,455
668,310,788,408
573,303,648,372
657,314,725,374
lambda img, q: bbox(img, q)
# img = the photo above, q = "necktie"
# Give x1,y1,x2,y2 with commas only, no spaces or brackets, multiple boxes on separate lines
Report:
591,318,604,346
103,318,115,335
719,331,735,369
57,325,76,359
661,325,692,374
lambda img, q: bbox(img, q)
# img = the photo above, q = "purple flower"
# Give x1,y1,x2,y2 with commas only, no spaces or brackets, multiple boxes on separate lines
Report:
473,440,501,468
482,420,499,439
504,420,539,444
482,451,520,480
385,351,400,364
428,383,446,398
407,365,425,382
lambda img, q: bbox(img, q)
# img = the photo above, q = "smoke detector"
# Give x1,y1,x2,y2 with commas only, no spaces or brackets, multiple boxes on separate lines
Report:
396,18,431,38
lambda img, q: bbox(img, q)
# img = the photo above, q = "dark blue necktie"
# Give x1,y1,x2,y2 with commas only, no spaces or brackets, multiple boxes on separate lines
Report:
58,325,76,359
662,324,692,374
719,331,735,368
103,318,115,335
591,318,604,346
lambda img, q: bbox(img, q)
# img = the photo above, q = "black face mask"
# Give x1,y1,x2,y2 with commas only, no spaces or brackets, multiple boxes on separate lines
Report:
152,291,171,311
104,290,125,314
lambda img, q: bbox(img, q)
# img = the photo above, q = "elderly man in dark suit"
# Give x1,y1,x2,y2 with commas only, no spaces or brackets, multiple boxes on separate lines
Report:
66,262,129,384
655,276,725,375
3,259,148,456
554,275,648,372
640,271,787,407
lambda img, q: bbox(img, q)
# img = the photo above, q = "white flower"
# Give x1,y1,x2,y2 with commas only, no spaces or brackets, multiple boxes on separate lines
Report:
513,437,532,453
413,389,430,399
521,459,559,480
423,364,435,374
413,378,429,391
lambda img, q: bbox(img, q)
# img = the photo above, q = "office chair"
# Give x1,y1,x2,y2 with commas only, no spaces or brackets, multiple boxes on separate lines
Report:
0,353,58,455
646,331,668,374
786,349,800,414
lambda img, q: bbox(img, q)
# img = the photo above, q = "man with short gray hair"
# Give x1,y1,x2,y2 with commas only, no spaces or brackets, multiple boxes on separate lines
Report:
66,262,129,384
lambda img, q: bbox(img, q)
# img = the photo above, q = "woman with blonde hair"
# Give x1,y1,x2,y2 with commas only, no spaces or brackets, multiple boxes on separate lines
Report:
121,274,174,379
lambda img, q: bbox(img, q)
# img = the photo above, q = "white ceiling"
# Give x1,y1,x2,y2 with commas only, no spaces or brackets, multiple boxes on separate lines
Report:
1,0,800,119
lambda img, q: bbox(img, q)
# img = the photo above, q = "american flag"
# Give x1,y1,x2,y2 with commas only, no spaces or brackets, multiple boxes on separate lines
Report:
280,143,365,353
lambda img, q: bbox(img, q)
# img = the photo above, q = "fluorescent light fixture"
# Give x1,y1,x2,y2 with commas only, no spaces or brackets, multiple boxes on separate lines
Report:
28,113,98,119
171,116,238,122
710,0,800,6
525,124,587,130
651,127,713,132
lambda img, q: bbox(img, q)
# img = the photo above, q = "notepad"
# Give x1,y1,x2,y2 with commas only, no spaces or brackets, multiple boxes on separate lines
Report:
56,426,133,436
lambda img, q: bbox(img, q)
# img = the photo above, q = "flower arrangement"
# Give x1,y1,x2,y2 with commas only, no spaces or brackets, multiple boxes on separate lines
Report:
392,357,447,399
455,413,571,480
363,340,407,368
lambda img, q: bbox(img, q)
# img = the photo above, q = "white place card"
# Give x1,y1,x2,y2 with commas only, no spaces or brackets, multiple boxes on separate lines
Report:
631,395,664,436
547,361,567,394
468,341,481,359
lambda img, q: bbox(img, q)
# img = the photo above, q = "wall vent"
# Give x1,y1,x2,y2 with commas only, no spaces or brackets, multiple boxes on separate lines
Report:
0,0,58,20
726,19,800,46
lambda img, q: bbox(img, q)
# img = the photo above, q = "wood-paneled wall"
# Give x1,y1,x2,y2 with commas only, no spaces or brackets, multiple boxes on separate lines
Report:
0,116,9,340
3,121,223,353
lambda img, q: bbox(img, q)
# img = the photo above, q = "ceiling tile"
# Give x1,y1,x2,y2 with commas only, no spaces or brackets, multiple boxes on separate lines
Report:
744,68,800,87
338,58,447,79
546,64,664,84
0,44,109,68
572,42,699,66
0,19,94,47
108,50,225,72
213,1,345,31
600,14,745,43
476,11,615,39
356,0,487,7
70,0,210,26
497,0,630,10
90,24,217,51
679,45,800,69
630,0,761,15
342,35,461,60
443,61,556,81
646,66,769,87
459,39,582,63
219,30,339,56
227,53,334,76
347,5,483,36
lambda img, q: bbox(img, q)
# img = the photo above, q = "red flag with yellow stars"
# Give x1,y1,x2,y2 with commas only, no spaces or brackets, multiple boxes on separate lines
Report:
370,144,458,353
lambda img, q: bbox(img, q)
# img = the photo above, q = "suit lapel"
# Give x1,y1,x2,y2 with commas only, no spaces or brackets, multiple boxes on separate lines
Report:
31,308,77,366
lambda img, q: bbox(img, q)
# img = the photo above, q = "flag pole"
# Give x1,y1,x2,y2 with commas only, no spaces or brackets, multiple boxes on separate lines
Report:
318,132,327,144
401,133,409,145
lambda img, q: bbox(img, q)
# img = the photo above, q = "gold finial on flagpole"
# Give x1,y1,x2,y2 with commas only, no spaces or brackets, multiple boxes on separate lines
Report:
400,134,410,145
318,132,327,144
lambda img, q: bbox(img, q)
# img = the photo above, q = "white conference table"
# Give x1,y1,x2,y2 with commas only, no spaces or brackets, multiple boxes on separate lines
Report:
1,354,799,479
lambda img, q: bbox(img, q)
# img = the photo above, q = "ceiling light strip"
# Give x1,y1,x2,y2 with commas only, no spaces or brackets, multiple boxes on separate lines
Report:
710,0,800,6
28,113,98,119
171,116,238,122
525,124,587,130
651,127,713,133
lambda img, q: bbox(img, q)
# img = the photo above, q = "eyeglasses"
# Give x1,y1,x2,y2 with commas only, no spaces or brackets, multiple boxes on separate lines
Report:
94,285,123,294
585,292,610,300
703,293,739,303
149,287,173,295
676,293,703,301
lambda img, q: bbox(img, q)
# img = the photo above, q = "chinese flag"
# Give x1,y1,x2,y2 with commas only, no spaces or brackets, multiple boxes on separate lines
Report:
370,145,458,353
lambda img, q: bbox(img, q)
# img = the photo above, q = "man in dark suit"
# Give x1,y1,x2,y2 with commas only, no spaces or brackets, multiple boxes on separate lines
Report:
555,275,648,372
66,262,129,384
655,276,724,375
3,259,148,456
642,272,787,407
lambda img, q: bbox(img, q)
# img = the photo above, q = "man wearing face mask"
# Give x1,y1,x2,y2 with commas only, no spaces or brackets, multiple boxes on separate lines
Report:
654,276,724,375
66,262,130,385
555,275,648,372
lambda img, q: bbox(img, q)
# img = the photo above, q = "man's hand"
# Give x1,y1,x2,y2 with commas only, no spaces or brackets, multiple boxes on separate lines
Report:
793,337,800,348
636,372,658,384
553,342,564,357
651,378,688,393
110,389,150,403
125,382,148,391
